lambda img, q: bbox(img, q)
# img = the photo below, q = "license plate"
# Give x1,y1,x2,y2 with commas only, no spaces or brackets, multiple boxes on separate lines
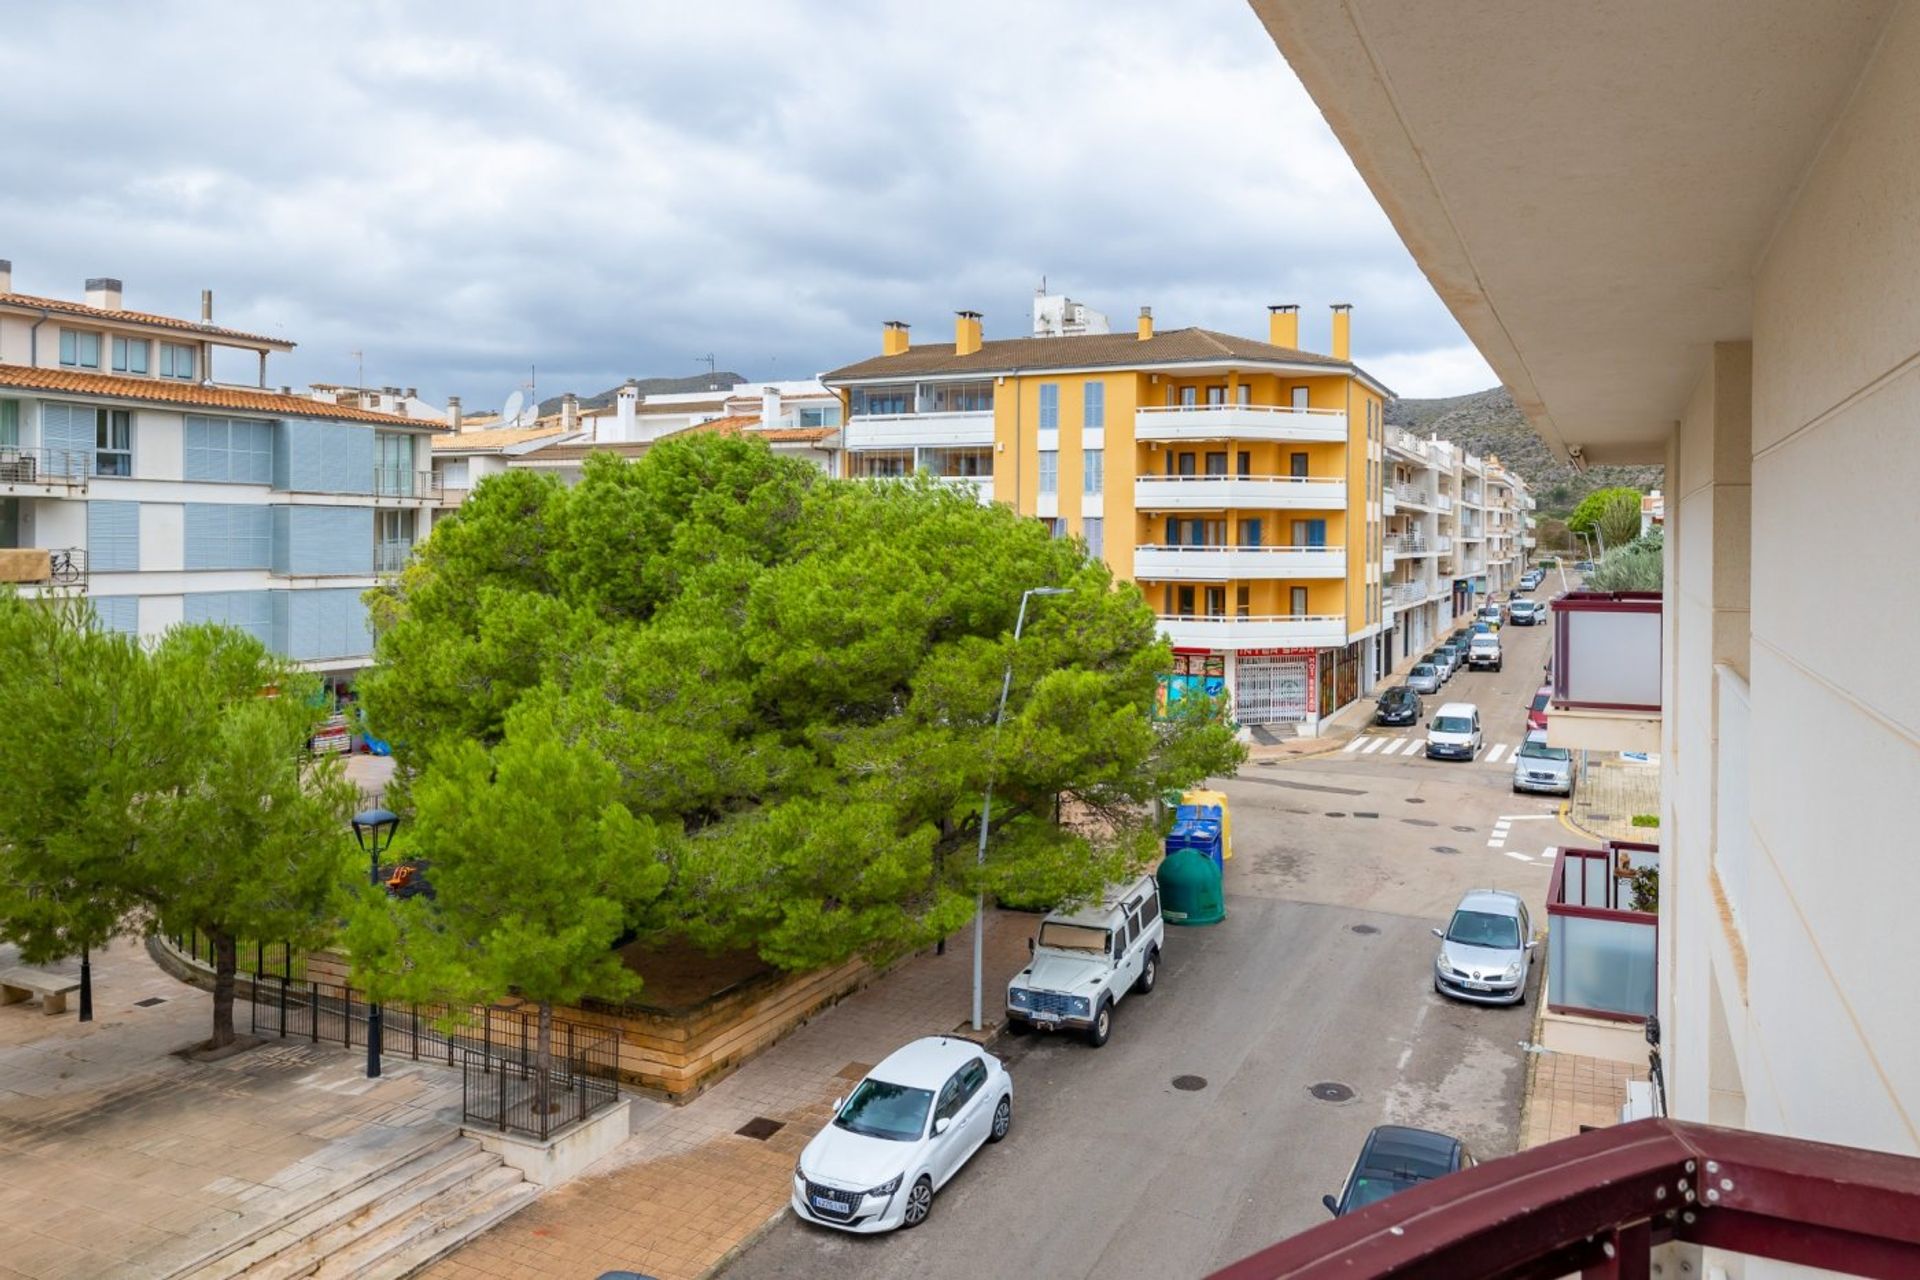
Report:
1463,980,1491,991
811,1194,848,1211
1033,1013,1061,1026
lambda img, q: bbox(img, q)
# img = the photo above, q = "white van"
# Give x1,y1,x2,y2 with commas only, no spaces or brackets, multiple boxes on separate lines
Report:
1425,702,1483,761
1005,876,1163,1047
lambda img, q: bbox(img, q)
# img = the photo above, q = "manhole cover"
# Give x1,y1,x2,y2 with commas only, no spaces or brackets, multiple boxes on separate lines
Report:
1405,798,1426,805
1349,924,1380,935
134,997,167,1008
835,1061,874,1081
1452,825,1476,833
1432,845,1460,855
1587,812,1613,821
1402,818,1438,827
1256,760,1279,768
1353,811,1379,819
736,1117,785,1141
1310,1082,1356,1103
1324,811,1347,818
1171,1075,1208,1092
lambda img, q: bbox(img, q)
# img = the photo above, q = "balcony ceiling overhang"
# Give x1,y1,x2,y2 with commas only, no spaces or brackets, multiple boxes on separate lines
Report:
1251,0,1896,464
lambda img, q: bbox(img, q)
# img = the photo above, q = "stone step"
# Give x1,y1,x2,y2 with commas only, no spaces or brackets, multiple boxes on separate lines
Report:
228,1145,507,1280
311,1170,539,1280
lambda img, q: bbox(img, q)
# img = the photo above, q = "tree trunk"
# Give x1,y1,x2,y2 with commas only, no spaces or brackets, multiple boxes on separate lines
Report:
210,929,237,1048
535,1000,554,1122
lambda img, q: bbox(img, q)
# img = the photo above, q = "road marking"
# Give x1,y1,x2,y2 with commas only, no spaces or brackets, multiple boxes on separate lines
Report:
1504,850,1537,863
1391,738,1421,756
1343,737,1367,753
1361,737,1388,754
1502,814,1558,822
1487,743,1509,764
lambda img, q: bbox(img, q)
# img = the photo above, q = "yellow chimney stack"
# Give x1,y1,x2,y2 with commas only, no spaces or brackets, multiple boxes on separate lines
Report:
1330,304,1352,360
1137,306,1153,341
955,310,982,356
882,320,911,357
1268,304,1299,349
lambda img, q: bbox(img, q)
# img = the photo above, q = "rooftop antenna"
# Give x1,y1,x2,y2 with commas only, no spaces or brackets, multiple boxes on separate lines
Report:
697,352,717,390
499,390,526,430
350,349,364,393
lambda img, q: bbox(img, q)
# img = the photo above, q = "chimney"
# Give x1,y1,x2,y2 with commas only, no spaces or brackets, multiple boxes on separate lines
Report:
1268,304,1299,349
0,260,11,294
447,395,463,433
882,320,911,357
761,385,780,428
279,385,291,396
86,277,124,310
1330,303,1352,361
615,378,640,442
201,289,213,322
954,310,982,357
1137,306,1153,341
561,392,579,432
404,387,418,400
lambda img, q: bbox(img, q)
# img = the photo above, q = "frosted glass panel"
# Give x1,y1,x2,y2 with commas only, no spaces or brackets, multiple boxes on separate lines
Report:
1550,915,1656,1017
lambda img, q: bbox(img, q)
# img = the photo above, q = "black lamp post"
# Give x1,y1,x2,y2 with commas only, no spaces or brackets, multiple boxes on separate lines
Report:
350,807,400,1078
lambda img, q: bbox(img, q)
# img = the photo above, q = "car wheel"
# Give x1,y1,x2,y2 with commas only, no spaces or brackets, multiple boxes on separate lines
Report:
901,1175,934,1228
987,1093,1011,1143
1087,1000,1112,1048
1134,948,1159,995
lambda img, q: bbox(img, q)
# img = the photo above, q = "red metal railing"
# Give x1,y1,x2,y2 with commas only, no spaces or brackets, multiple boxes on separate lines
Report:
1207,1118,1920,1280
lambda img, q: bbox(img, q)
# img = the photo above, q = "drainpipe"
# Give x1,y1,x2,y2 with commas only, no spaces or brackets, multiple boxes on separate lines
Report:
28,307,50,365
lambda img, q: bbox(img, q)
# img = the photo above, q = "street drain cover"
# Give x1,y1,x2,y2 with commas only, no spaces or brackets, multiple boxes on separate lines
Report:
1349,924,1380,935
1353,811,1379,819
1405,797,1426,805
736,1117,785,1140
1452,825,1477,833
1432,845,1460,855
1171,1075,1208,1092
1310,1082,1355,1103
1402,818,1438,827
1587,812,1613,821
835,1061,875,1081
1324,811,1347,818
134,997,167,1007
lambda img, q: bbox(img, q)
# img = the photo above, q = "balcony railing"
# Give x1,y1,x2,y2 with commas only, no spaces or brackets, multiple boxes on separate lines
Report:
1157,613,1348,649
1385,426,1428,459
1392,581,1428,606
1135,544,1345,580
1207,1117,1920,1280
1392,483,1432,509
1134,475,1345,511
1437,493,1454,512
373,469,443,500
374,540,414,574
843,410,995,450
1547,846,1656,1022
1552,590,1663,714
0,547,86,588
0,446,90,489
1135,404,1347,443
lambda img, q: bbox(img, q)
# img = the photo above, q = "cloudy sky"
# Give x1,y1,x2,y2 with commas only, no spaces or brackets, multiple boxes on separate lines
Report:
0,1,1495,408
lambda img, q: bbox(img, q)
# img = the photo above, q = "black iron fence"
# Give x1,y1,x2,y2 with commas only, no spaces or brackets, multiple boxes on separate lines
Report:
167,929,306,982
458,1023,622,1141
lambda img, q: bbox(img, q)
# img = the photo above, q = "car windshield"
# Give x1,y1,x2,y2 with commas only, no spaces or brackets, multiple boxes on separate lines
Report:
1519,739,1571,761
1531,693,1550,713
834,1078,934,1142
1411,665,1436,678
1347,1174,1419,1211
1037,921,1109,954
1381,688,1410,704
1433,715,1473,733
1447,909,1521,949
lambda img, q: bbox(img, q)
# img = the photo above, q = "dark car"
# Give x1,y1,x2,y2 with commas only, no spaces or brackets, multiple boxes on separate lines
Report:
1449,628,1474,648
1323,1125,1474,1217
1376,685,1422,726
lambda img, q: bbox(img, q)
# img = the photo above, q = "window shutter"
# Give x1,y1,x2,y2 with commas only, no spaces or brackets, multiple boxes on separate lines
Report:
87,500,140,571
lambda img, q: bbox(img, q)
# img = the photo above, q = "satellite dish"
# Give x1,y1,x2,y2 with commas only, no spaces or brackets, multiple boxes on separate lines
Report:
500,390,525,428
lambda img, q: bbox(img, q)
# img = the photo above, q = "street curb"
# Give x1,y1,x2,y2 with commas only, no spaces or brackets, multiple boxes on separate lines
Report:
1515,952,1552,1151
1557,799,1608,844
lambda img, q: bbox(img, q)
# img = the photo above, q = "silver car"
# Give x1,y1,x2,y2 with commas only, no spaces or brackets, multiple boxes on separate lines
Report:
1405,663,1442,695
1511,730,1574,795
1432,890,1534,1005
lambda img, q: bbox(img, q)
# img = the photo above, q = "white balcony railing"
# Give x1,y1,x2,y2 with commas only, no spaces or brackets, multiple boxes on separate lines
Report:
1156,613,1348,649
1134,544,1345,580
1133,475,1345,511
1385,426,1429,459
1134,404,1347,443
843,410,994,450
1393,581,1429,605
1392,483,1433,510
1437,493,1454,512
1381,486,1397,515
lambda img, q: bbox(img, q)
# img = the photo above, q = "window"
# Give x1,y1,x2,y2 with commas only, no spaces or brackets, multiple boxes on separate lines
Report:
0,399,16,448
927,381,993,412
1083,516,1104,561
1236,585,1251,618
1037,449,1058,494
1082,448,1103,495
1237,451,1251,477
1048,517,1067,539
1205,386,1227,406
1237,384,1252,406
1204,586,1226,616
1290,386,1310,410
1114,919,1133,956
184,415,273,483
375,432,415,495
1175,585,1196,616
1238,518,1263,547
160,342,196,380
87,500,140,571
797,404,842,428
1140,892,1161,927
850,385,912,416
95,410,132,476
1290,586,1309,615
185,504,272,570
111,337,150,375
1290,451,1310,478
1038,383,1059,429
1178,386,1198,407
833,1079,934,1143
1082,380,1104,428
59,330,101,369
1205,451,1228,476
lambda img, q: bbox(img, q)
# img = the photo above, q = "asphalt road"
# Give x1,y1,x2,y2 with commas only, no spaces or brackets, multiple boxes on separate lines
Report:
722,611,1557,1280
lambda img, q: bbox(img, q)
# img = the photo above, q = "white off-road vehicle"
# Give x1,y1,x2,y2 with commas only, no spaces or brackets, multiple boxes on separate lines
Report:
1005,876,1163,1047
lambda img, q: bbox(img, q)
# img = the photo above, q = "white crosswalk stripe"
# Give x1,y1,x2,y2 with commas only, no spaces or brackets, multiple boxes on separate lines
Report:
1361,737,1388,754
1399,738,1426,756
1343,736,1367,753
1486,743,1509,764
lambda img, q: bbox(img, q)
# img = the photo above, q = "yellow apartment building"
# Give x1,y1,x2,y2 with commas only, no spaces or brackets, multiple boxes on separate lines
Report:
823,297,1396,735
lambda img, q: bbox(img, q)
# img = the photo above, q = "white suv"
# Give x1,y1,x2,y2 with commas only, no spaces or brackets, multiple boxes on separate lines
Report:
1467,632,1503,671
1006,876,1163,1047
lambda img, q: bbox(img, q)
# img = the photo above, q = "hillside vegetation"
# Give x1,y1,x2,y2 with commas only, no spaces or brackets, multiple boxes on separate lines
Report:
1385,387,1662,516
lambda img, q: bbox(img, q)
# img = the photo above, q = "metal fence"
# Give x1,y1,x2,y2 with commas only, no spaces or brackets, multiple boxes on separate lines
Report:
458,1022,622,1141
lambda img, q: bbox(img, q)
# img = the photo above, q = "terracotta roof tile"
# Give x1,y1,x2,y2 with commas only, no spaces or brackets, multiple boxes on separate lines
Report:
433,425,572,451
0,292,293,349
0,364,435,427
664,415,835,444
822,326,1354,382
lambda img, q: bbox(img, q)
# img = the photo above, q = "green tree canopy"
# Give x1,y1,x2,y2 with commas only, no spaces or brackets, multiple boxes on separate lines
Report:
1567,486,1646,546
360,436,1242,981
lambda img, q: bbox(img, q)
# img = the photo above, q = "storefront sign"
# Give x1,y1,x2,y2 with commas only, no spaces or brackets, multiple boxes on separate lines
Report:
1235,646,1321,659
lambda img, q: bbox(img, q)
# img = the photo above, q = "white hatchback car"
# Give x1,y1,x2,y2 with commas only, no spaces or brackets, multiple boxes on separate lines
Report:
792,1037,1012,1233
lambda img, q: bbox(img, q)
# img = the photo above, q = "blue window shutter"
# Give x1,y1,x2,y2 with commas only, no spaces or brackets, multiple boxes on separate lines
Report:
1245,518,1263,548
87,501,140,571
281,506,374,575
1308,519,1327,548
1038,384,1059,430
42,402,95,475
90,596,138,635
1083,382,1104,429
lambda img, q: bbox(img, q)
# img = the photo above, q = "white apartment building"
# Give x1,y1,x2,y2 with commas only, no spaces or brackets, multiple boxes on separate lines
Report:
0,264,440,678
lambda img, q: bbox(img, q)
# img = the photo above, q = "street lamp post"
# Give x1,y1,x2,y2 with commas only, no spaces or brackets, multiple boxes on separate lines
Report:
350,807,400,1079
972,586,1069,1033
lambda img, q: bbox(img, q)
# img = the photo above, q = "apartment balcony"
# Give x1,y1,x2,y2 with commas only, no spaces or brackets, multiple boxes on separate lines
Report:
1391,483,1433,511
1391,580,1429,606
1133,475,1345,511
1134,404,1347,443
1523,534,1538,547
1380,486,1396,515
1135,544,1345,580
1436,492,1454,513
0,446,89,497
0,547,86,590
1157,613,1348,650
1549,590,1662,754
372,469,443,503
373,540,414,574
1384,425,1429,461
935,475,994,504
843,410,995,450
1546,845,1656,1027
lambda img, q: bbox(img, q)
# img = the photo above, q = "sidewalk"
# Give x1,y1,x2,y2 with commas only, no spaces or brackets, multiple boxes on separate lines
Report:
1568,757,1661,843
1519,1050,1648,1149
423,910,1037,1280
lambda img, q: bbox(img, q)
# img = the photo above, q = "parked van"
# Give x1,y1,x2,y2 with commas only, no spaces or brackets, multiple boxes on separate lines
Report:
1006,876,1163,1047
1425,702,1483,761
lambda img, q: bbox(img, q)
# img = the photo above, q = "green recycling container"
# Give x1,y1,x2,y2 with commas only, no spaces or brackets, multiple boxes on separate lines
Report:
1157,845,1225,926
